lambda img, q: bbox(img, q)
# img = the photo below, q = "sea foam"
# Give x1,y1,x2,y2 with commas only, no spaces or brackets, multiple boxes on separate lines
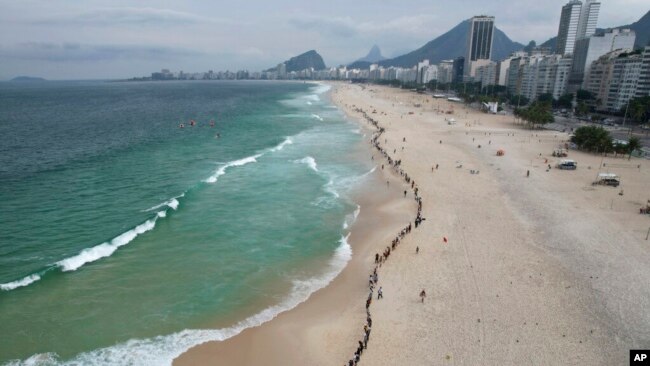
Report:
144,194,184,212
56,217,158,272
0,274,42,291
204,154,262,184
10,235,353,366
269,137,293,152
294,156,318,172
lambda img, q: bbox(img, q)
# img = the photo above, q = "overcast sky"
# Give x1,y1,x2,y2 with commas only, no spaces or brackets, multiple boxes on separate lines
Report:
0,0,648,80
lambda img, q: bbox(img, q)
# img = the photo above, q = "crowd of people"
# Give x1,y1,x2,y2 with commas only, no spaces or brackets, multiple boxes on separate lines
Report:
345,106,425,366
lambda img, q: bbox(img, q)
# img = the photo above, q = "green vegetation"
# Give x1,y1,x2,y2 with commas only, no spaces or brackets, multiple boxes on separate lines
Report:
624,96,650,123
557,93,574,109
570,126,643,158
627,137,642,160
514,101,554,129
571,126,613,153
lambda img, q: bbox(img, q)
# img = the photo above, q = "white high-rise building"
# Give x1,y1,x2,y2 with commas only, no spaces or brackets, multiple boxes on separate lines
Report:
507,54,571,101
464,16,495,80
585,49,645,112
569,28,636,90
423,65,438,84
637,46,650,98
417,60,430,84
576,0,600,40
437,60,454,84
556,0,582,56
555,0,600,56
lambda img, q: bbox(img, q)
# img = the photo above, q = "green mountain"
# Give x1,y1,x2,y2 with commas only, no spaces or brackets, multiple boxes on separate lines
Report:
541,10,650,51
349,20,524,69
271,50,326,72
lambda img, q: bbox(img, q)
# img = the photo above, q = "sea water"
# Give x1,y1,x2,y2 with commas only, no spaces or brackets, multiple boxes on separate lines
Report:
0,80,371,364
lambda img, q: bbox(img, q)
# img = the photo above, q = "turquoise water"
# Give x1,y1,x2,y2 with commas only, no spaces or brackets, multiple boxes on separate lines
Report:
0,81,370,364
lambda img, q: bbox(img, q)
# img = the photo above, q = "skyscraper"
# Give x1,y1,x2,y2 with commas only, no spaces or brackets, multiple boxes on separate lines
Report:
556,0,582,56
464,16,495,80
576,0,600,40
555,0,601,56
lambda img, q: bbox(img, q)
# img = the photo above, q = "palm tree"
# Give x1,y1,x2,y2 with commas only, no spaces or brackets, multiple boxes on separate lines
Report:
627,137,642,160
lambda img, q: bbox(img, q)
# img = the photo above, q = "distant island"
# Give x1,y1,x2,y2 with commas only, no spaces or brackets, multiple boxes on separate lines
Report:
10,76,47,82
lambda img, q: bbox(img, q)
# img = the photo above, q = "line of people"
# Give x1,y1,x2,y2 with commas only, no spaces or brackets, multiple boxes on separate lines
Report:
345,106,426,366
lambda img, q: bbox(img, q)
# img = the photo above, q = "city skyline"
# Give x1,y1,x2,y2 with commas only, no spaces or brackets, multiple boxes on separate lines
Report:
0,0,648,80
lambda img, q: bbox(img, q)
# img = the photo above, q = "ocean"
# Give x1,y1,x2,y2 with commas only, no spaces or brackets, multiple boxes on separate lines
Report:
0,80,371,364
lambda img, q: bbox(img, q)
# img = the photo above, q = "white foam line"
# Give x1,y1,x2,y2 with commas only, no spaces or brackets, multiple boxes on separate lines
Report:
311,114,323,121
342,205,361,230
204,154,263,184
0,274,42,291
56,215,161,272
324,179,340,198
144,194,185,212
294,156,318,172
13,235,353,366
269,137,293,152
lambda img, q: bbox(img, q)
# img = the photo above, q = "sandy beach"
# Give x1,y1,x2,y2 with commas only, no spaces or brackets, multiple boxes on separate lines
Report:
176,82,650,365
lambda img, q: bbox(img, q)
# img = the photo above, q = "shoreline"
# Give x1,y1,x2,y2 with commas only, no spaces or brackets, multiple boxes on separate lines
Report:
174,82,417,365
176,81,650,365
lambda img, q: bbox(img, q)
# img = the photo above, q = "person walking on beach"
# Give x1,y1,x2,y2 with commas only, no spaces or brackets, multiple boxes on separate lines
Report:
420,289,426,303
378,287,383,299
416,246,419,254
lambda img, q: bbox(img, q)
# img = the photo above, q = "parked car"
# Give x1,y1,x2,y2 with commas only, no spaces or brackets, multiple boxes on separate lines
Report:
556,159,577,170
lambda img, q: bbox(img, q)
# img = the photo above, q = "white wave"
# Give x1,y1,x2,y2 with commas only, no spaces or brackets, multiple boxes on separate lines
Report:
269,137,293,152
157,211,167,218
56,217,158,272
306,101,312,105
294,156,318,172
362,166,377,177
324,179,339,198
0,273,41,291
167,199,179,210
13,236,353,366
351,128,361,134
144,194,184,212
305,94,320,102
311,114,323,121
204,154,262,184
342,205,361,230
310,84,331,95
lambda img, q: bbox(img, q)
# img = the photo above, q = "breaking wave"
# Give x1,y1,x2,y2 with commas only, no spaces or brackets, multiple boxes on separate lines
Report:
8,235,353,366
294,156,318,172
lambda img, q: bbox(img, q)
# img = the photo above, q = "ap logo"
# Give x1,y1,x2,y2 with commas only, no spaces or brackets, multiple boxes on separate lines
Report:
631,350,649,365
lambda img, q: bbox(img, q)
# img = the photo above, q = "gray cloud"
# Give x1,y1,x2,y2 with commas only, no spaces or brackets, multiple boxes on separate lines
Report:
0,1,647,79
0,42,202,62
33,7,228,27
288,14,443,39
288,17,359,37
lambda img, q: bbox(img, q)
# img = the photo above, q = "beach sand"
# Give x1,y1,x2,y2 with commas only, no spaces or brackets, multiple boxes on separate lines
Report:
175,82,650,365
